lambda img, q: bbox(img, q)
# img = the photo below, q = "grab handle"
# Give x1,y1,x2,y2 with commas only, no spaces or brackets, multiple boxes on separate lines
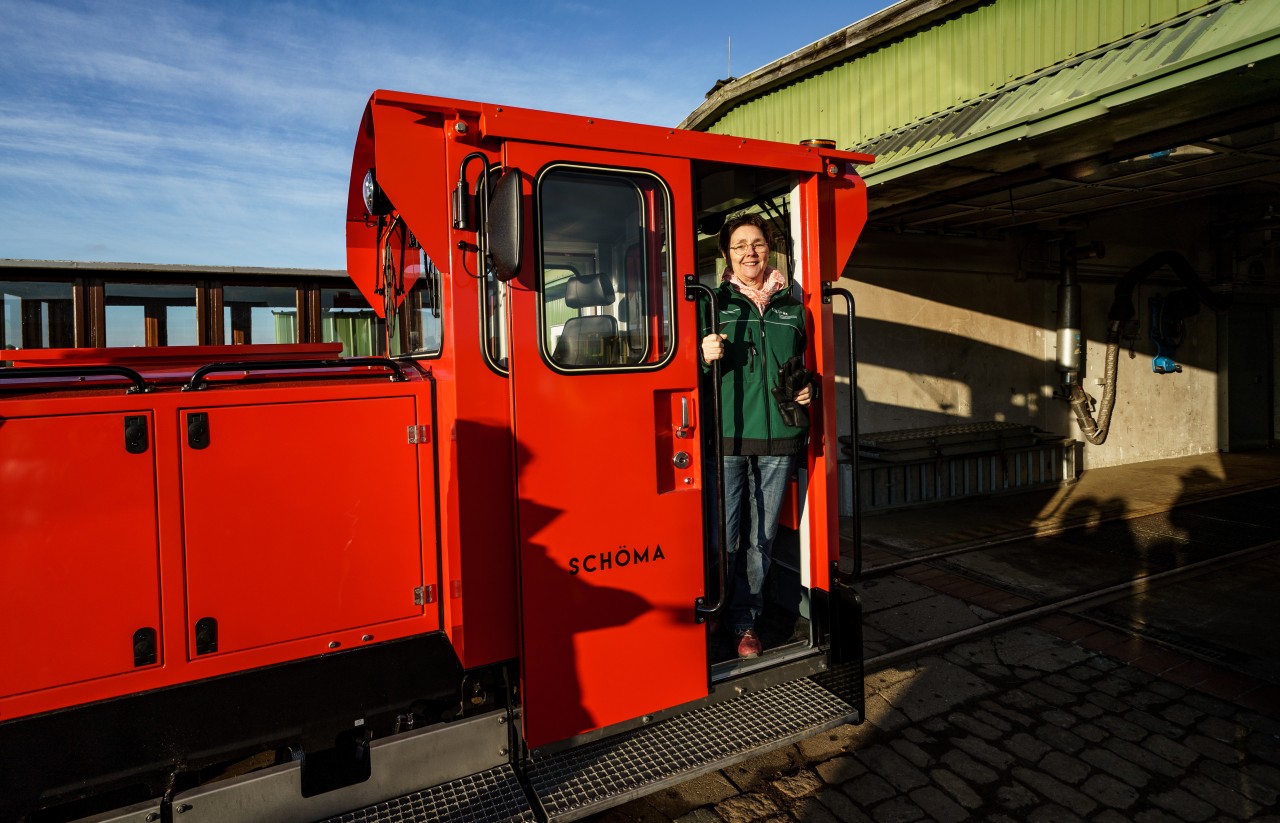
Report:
823,284,863,582
685,275,727,620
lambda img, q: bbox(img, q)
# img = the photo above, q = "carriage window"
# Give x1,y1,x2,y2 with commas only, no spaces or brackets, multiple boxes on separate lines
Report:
223,285,299,345
538,167,673,370
390,246,443,357
320,287,380,356
2,279,74,349
105,282,197,347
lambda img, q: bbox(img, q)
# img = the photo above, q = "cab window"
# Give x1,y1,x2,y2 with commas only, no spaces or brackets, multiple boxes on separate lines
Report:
538,167,673,370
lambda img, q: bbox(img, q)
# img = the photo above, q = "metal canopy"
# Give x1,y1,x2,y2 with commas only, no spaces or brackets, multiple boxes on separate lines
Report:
861,0,1280,234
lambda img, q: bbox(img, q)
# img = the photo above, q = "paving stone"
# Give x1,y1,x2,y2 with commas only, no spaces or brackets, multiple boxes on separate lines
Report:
1080,747,1152,788
843,773,895,806
1183,692,1236,719
929,768,982,810
1160,702,1201,727
1011,767,1097,815
1072,722,1106,743
887,738,933,769
647,772,740,818
1239,710,1280,738
1199,758,1280,805
1023,680,1077,706
1070,701,1104,719
863,693,910,735
919,716,949,735
674,808,723,823
946,712,1002,740
1197,715,1247,744
1064,664,1103,683
1084,692,1130,713
772,770,824,800
1185,734,1246,765
1093,810,1133,823
789,796,841,823
939,749,997,784
1043,672,1091,695
814,755,867,785
952,735,1015,770
869,796,924,823
906,786,966,823
1132,809,1182,823
979,700,1036,728
797,725,867,763
723,747,801,792
1040,708,1077,729
1148,787,1215,822
1123,688,1170,710
1081,773,1139,809
1088,657,1121,673
873,657,996,723
1103,738,1181,778
859,745,929,792
812,787,873,822
995,780,1039,812
1039,751,1090,784
1094,714,1147,742
1006,731,1051,763
899,726,934,746
1124,708,1182,738
1034,723,1086,754
1240,761,1280,793
1181,773,1264,817
1002,688,1050,711
714,792,780,823
1027,805,1085,823
1144,733,1198,768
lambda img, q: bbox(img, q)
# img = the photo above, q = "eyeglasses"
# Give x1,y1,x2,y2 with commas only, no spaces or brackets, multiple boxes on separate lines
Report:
730,241,769,254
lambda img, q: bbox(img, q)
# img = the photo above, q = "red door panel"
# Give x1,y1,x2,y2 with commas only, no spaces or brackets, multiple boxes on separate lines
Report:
0,411,161,699
180,396,430,657
505,145,706,749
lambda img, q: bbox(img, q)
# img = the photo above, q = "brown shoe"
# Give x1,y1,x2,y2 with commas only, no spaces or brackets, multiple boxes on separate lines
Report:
737,629,762,658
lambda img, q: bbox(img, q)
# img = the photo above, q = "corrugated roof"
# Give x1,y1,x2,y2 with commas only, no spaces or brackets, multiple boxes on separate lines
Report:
859,0,1280,179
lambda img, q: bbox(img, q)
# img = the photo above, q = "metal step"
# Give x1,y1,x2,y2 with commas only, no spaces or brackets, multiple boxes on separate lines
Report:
528,676,858,821
320,764,534,823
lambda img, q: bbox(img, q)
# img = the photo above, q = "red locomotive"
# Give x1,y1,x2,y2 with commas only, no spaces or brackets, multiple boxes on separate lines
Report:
0,90,870,822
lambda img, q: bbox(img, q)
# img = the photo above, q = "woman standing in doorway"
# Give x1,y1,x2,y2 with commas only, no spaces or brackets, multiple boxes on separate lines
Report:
701,213,813,658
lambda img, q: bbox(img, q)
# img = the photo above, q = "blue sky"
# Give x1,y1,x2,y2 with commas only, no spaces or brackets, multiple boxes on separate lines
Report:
0,0,889,270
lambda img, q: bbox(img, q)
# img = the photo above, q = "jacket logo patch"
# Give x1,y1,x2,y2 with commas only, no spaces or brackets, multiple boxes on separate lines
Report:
569,544,666,575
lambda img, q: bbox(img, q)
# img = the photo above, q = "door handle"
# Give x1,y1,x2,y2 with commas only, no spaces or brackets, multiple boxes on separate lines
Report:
676,396,691,439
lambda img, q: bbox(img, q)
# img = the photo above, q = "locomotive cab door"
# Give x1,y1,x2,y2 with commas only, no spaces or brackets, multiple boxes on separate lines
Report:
501,146,707,751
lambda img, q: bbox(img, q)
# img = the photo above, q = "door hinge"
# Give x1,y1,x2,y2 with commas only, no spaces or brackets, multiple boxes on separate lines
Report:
414,584,436,605
407,424,430,444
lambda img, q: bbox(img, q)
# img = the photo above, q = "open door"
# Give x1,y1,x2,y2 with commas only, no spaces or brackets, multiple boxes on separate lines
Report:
503,146,706,750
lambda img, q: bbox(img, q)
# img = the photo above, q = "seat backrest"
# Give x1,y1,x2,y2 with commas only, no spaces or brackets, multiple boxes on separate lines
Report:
553,272,618,366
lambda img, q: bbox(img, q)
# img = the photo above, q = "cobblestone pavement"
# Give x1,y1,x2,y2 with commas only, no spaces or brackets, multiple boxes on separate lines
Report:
589,615,1280,822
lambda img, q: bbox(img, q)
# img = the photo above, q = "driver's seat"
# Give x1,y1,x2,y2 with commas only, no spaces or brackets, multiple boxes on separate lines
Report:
553,272,617,366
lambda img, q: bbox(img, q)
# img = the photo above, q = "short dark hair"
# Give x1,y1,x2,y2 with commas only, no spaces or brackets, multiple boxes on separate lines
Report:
718,213,773,261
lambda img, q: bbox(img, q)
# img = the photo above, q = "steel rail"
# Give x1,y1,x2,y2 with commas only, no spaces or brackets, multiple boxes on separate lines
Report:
865,539,1278,673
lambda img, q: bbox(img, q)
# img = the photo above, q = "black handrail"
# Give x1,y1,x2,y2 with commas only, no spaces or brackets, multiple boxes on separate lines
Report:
0,365,149,394
183,357,406,391
823,284,862,582
686,275,728,620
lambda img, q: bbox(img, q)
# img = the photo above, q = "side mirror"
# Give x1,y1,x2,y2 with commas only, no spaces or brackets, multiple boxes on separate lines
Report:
487,168,523,281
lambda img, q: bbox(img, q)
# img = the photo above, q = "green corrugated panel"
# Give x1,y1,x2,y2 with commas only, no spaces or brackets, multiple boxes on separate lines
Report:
705,0,1212,147
856,0,1280,175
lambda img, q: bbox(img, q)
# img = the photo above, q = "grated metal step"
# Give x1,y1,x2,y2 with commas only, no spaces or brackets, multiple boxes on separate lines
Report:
320,765,534,823
528,676,857,821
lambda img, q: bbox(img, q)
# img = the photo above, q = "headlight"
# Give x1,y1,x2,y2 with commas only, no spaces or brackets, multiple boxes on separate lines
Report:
362,169,378,215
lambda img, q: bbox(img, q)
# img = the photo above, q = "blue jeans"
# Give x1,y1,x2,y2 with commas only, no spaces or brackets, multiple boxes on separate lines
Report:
720,454,795,635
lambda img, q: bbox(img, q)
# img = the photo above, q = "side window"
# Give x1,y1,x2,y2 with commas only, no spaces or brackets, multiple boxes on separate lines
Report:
222,285,299,345
389,230,444,358
105,282,197,347
538,167,673,370
2,279,75,349
320,287,380,356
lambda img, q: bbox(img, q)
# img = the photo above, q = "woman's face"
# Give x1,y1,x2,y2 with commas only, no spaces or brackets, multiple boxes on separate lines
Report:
726,224,769,283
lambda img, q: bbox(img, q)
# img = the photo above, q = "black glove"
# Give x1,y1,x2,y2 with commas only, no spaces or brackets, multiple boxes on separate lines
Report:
772,356,818,428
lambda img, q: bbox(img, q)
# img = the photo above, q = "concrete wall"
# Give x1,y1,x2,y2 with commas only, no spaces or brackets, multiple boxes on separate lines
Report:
838,201,1236,471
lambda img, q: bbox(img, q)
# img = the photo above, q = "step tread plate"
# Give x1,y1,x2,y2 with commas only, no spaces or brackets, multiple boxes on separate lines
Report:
320,764,534,823
529,676,855,820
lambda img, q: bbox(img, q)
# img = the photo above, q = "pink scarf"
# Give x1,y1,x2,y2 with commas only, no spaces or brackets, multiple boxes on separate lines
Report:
729,267,786,315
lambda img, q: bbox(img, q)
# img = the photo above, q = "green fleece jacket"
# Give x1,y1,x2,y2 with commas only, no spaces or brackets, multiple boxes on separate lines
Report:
701,277,809,456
